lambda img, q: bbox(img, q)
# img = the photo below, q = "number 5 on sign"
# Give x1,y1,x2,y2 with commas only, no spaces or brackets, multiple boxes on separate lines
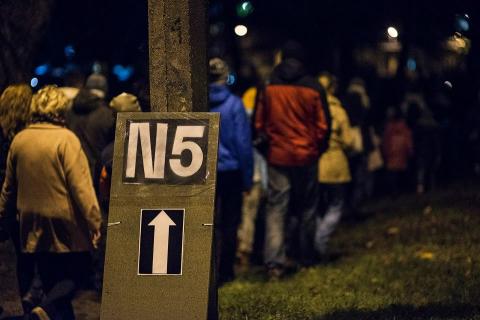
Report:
170,126,205,177
123,120,209,184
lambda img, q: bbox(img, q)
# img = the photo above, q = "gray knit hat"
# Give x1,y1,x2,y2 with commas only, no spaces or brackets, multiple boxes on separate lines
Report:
109,93,141,112
85,73,108,98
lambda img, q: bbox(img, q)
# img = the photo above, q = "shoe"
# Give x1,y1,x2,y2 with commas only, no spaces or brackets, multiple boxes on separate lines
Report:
267,266,284,281
30,306,50,320
284,258,300,272
22,290,44,314
235,251,251,273
318,251,342,264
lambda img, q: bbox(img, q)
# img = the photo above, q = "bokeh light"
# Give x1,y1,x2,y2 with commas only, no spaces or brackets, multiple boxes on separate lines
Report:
236,1,254,18
387,26,399,38
30,77,39,88
234,25,248,37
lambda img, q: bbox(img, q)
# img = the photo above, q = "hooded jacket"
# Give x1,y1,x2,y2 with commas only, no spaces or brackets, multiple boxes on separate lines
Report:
66,89,115,180
318,95,354,183
209,84,253,191
255,59,330,166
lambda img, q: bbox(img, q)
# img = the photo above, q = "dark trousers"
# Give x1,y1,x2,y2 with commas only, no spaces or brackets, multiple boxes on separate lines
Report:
264,164,319,268
215,170,243,283
10,222,36,298
386,169,408,196
31,252,91,320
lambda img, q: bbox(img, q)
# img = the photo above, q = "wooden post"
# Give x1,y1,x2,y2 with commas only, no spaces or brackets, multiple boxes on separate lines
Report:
148,0,208,112
148,1,218,319
101,2,216,319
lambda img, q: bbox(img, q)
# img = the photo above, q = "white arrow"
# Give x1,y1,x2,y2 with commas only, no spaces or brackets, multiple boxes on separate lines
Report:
149,211,176,274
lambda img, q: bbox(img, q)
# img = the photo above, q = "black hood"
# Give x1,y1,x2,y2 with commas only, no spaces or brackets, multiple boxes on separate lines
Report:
72,89,103,114
270,58,306,85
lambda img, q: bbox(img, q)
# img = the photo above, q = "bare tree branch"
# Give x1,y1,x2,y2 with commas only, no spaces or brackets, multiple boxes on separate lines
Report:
0,0,55,91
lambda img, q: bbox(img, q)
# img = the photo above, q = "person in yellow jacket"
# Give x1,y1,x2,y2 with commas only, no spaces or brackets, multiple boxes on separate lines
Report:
315,73,354,257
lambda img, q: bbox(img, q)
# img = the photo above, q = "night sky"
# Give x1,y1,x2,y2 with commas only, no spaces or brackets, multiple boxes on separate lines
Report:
36,1,477,56
32,0,480,90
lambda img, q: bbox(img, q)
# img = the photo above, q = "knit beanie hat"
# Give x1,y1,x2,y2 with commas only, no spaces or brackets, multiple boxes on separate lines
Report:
86,73,108,98
281,40,306,63
109,92,141,112
208,58,229,83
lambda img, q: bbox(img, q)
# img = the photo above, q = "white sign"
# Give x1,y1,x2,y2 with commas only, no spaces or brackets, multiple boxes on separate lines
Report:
123,120,209,184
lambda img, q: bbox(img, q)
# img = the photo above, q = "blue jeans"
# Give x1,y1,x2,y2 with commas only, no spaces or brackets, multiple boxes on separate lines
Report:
315,184,346,255
264,164,319,268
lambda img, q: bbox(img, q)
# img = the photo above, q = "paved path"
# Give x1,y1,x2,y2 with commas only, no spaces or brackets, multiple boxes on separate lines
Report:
0,242,101,320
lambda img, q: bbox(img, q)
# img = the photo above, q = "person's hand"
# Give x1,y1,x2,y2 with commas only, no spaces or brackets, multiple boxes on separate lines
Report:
91,230,101,249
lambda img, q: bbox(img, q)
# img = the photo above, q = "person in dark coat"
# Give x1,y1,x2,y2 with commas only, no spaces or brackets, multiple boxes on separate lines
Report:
99,93,142,211
342,79,374,219
66,88,115,190
209,58,254,284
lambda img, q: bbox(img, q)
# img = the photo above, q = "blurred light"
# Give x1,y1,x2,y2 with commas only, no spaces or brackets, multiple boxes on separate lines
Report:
456,37,467,48
209,2,223,18
446,34,471,54
387,26,399,38
234,25,248,37
236,1,254,17
407,58,417,71
52,67,65,78
455,15,470,32
92,62,102,74
65,63,79,73
64,45,75,58
226,73,236,86
444,81,453,89
30,78,39,88
113,64,134,81
210,23,224,36
34,64,49,76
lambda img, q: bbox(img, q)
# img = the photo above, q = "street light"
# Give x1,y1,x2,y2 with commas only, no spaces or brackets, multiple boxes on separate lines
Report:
387,26,399,39
234,24,248,37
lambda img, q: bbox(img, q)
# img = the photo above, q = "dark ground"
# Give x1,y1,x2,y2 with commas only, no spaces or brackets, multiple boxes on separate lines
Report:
0,243,100,320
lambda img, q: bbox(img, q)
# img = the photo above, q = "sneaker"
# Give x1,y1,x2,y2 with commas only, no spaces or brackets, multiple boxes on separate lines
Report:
30,306,50,320
22,290,44,314
267,266,284,281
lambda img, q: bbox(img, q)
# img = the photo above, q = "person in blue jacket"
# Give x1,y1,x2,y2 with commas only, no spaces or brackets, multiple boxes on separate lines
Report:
209,57,253,284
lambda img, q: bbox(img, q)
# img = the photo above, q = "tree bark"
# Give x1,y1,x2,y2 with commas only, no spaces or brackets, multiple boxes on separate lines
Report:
0,0,55,91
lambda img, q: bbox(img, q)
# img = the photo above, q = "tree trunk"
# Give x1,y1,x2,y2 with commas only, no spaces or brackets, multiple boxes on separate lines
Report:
0,0,54,91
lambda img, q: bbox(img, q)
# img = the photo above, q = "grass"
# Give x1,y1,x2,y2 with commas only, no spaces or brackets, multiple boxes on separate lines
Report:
219,183,480,319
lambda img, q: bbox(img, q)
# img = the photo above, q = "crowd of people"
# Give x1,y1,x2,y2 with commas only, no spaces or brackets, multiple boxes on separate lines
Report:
0,40,476,319
0,75,141,318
